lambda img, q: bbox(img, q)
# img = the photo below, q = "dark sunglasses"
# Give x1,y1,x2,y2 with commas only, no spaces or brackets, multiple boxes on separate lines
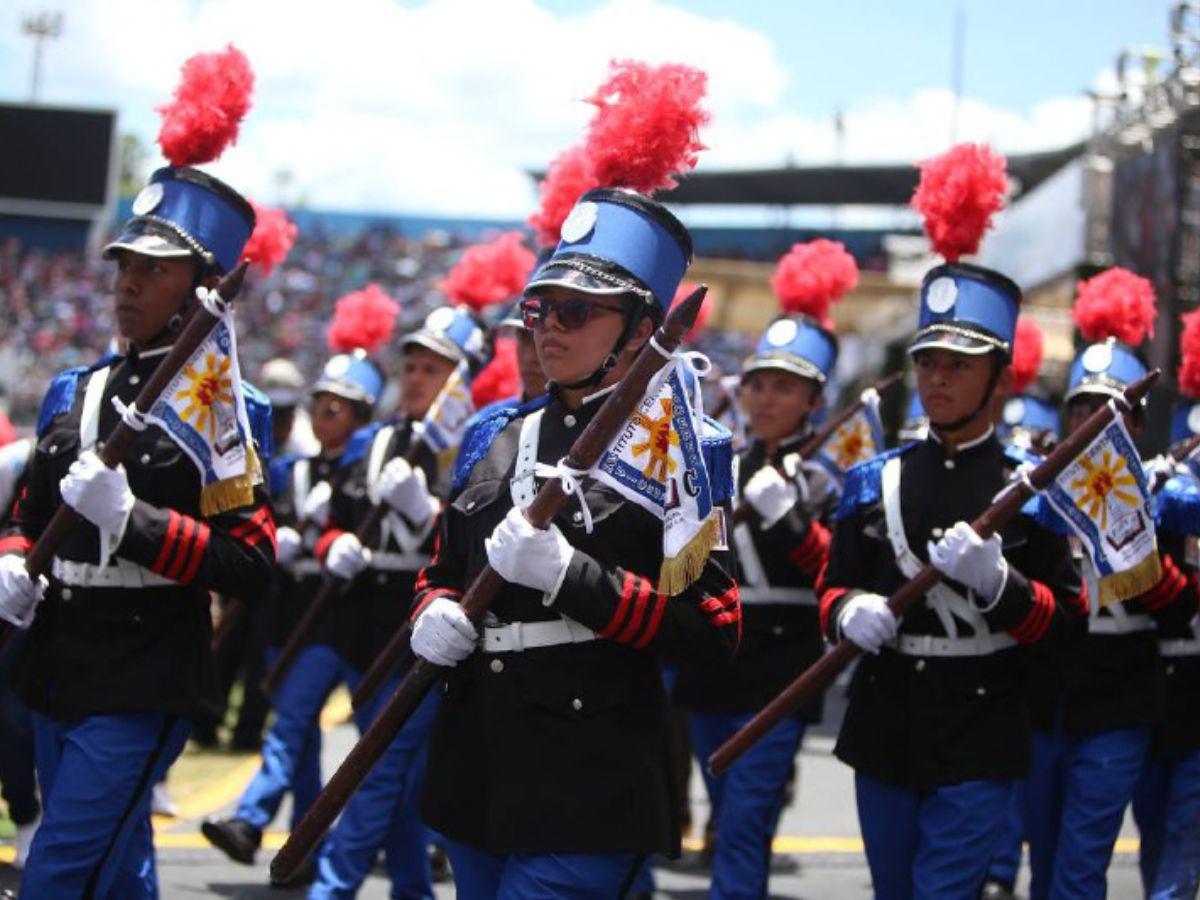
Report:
520,297,627,332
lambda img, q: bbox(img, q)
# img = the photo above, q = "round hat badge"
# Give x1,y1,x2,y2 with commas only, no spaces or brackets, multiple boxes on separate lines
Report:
1188,403,1200,435
325,355,352,378
560,202,598,244
131,182,164,216
766,319,799,347
1003,397,1025,426
1081,343,1113,374
425,307,457,332
925,277,958,315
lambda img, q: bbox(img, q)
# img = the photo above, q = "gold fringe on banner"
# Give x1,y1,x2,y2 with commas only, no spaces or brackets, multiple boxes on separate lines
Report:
658,512,720,597
200,444,263,517
1098,549,1162,607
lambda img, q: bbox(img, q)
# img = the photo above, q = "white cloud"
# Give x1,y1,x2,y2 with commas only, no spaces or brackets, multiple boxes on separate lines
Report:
0,0,1098,218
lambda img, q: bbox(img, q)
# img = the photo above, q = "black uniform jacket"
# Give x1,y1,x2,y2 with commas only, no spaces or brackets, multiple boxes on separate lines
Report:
4,350,275,721
819,432,1084,791
675,433,834,718
414,388,741,856
315,418,440,671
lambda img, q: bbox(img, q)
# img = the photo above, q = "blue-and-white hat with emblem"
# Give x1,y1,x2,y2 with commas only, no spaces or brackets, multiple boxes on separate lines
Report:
1065,339,1148,404
1171,401,1200,446
909,262,1022,357
312,350,385,408
401,305,488,372
1000,394,1060,442
743,316,838,384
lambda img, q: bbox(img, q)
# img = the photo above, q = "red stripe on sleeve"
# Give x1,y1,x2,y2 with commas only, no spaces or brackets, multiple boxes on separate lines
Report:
165,515,196,581
615,576,654,644
634,591,668,649
178,522,210,584
315,529,347,562
410,588,462,623
598,571,637,640
0,536,32,556
1010,579,1055,644
789,521,831,576
819,588,848,637
151,510,182,575
1141,555,1188,612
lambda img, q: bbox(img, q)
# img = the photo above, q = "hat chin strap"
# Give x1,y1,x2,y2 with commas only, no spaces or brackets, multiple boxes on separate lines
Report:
928,356,1006,436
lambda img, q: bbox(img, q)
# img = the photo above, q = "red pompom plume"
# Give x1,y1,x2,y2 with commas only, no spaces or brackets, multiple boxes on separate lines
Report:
584,59,709,195
1179,310,1200,399
241,202,296,277
528,145,599,249
911,143,1007,263
1011,317,1044,394
670,281,711,343
471,337,520,408
769,240,859,328
441,232,536,311
327,284,400,355
1073,267,1157,346
157,44,255,167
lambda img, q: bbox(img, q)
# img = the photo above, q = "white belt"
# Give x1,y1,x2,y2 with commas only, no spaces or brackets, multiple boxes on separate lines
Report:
739,587,816,607
1159,638,1200,657
1088,614,1155,635
482,618,596,653
370,551,428,572
894,632,1017,658
287,559,322,577
51,557,175,589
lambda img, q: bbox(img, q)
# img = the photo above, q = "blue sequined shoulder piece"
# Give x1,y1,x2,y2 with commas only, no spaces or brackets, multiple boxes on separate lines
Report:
834,443,917,521
1154,473,1200,535
701,415,734,505
340,422,384,470
453,395,549,491
36,354,121,438
1000,443,1072,534
241,380,275,466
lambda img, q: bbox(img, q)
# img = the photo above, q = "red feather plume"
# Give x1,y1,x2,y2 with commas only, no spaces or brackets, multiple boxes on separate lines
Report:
769,240,859,328
670,281,711,343
1073,267,1157,346
584,59,709,195
441,232,536,311
157,44,255,167
1179,310,1200,399
326,284,400,355
528,145,599,249
241,202,297,277
911,143,1007,263
471,336,520,408
1011,317,1044,394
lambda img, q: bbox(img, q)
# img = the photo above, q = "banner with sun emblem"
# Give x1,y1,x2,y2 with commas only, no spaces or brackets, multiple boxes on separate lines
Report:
593,364,719,596
810,389,885,483
143,315,261,517
413,361,476,473
1043,415,1161,605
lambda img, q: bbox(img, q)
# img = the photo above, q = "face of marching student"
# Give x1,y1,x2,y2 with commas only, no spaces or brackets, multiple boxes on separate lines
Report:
914,347,1011,436
111,250,215,349
515,328,547,400
1065,395,1143,437
400,345,457,420
310,392,363,455
741,368,821,448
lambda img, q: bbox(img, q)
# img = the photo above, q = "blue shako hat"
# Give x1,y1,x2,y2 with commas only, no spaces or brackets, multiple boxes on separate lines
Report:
1000,394,1060,441
1065,338,1148,404
104,167,256,274
743,315,838,384
525,188,693,316
402,305,489,372
1171,400,1200,446
313,350,385,408
909,262,1022,357
899,392,929,442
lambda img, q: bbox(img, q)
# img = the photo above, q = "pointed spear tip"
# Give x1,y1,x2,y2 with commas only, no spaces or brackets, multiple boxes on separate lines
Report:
217,260,251,305
662,283,708,347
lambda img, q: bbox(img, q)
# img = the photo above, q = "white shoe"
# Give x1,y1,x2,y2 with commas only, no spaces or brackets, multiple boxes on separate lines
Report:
151,782,179,818
14,815,39,870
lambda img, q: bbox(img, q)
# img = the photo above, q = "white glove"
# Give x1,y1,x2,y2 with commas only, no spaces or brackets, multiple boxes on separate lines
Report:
411,595,478,667
373,458,437,525
0,555,46,630
300,481,332,525
0,439,31,513
326,532,371,580
744,466,797,528
59,450,134,543
485,507,574,601
837,592,898,654
276,526,302,565
927,521,1008,608
1146,454,1186,485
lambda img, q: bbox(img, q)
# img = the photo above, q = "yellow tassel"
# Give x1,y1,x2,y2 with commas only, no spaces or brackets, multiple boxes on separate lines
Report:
1098,550,1163,607
658,513,720,597
199,445,263,517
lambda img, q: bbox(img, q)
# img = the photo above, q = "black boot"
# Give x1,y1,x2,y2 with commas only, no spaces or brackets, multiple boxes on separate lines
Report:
201,817,262,865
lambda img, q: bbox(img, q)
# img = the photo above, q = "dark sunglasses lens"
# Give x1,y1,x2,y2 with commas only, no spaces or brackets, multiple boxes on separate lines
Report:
554,300,591,330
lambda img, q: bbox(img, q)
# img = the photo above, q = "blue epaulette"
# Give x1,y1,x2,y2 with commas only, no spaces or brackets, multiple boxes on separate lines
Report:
341,422,384,470
241,380,274,466
1154,473,1200,535
461,397,522,456
701,415,735,505
834,443,916,521
268,452,301,499
36,354,121,438
453,395,550,491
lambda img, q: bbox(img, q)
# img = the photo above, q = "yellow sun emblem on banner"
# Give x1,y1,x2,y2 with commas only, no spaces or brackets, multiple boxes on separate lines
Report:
631,397,679,483
175,352,233,440
829,418,876,470
1068,448,1140,530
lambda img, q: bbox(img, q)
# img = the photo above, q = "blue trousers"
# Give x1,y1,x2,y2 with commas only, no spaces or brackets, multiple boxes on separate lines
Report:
1132,749,1200,899
441,837,645,899
1023,723,1151,900
986,786,1024,887
22,711,191,899
307,671,439,900
235,643,329,830
690,710,805,899
855,773,1012,900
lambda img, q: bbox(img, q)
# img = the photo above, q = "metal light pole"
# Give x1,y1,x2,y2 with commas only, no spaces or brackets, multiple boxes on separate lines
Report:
22,12,63,103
